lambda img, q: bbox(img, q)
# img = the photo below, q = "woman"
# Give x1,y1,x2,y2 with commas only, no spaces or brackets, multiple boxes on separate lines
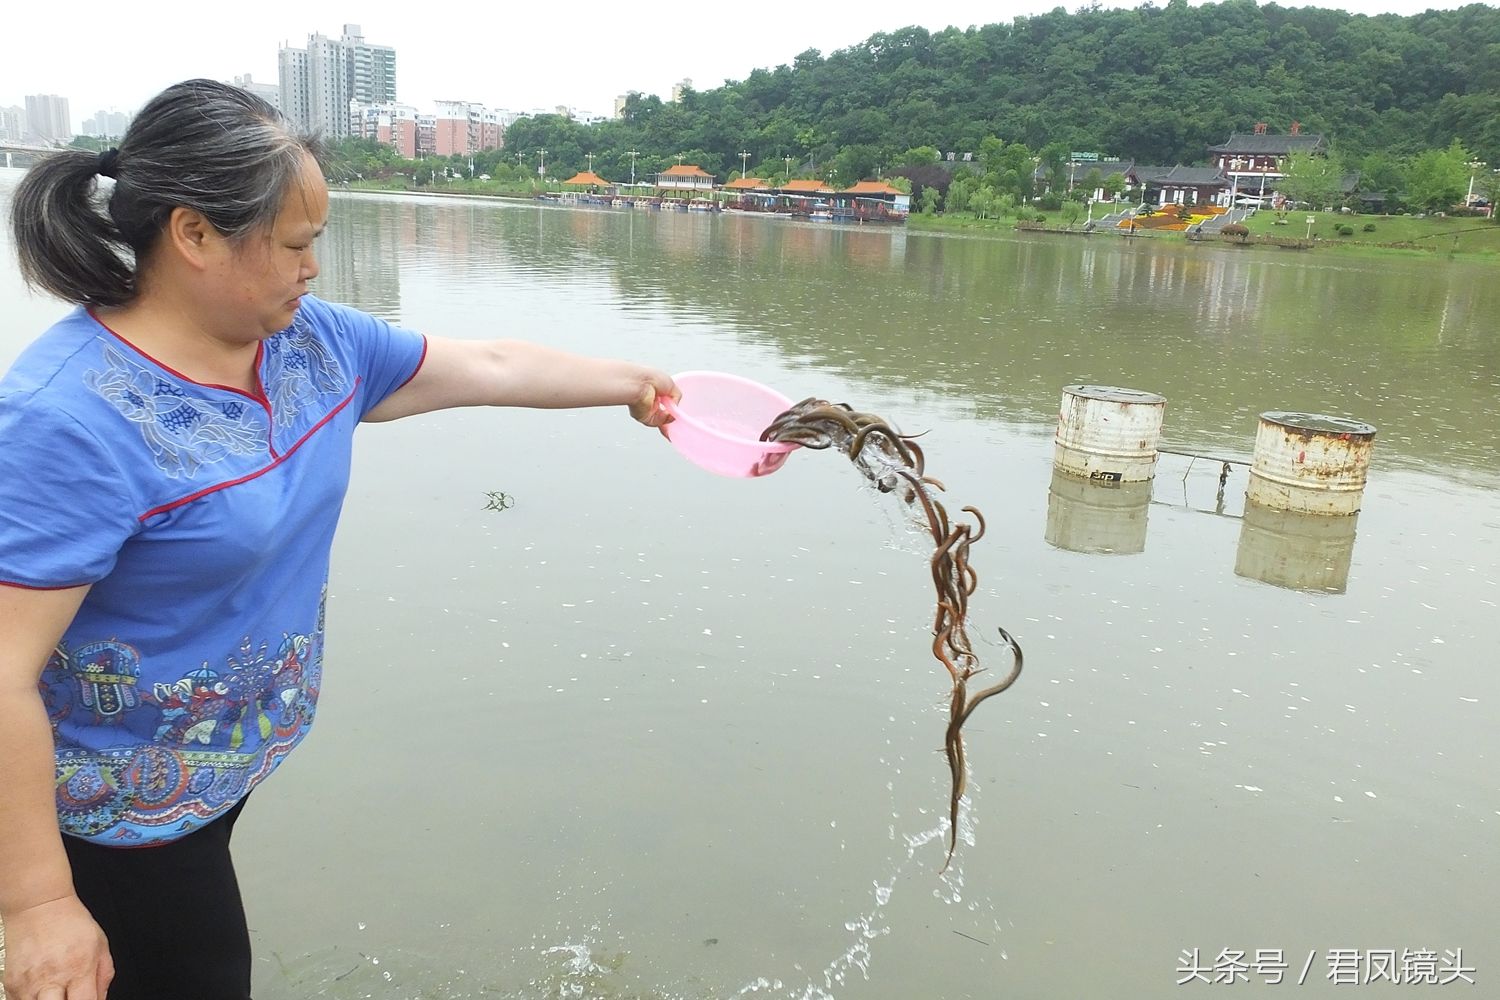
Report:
0,79,677,1000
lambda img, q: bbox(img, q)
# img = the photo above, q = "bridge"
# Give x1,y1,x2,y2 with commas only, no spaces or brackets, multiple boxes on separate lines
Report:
1,141,66,168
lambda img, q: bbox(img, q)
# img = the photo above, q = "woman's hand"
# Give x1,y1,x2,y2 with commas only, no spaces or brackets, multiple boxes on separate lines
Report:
1,895,113,1000
629,369,680,428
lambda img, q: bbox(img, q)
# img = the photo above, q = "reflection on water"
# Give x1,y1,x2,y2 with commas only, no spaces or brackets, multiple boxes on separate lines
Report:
329,192,1498,474
2,176,1498,1000
1236,502,1361,594
315,194,406,320
1045,470,1153,555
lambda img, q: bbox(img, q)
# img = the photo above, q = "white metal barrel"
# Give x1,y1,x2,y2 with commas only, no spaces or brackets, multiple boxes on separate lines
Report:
1235,500,1360,593
1245,412,1377,515
1053,385,1166,483
1044,468,1152,555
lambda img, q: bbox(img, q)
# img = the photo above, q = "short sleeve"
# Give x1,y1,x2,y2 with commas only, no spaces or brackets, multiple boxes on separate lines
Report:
0,397,140,588
303,297,427,418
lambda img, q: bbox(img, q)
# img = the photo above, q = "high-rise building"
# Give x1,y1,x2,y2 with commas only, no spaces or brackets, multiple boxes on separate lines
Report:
307,31,350,137
278,45,311,131
341,25,396,106
24,94,71,142
231,74,281,111
670,79,692,103
0,106,26,143
278,24,395,138
82,110,132,139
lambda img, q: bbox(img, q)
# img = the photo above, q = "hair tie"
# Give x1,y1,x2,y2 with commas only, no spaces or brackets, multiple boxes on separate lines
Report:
96,148,120,179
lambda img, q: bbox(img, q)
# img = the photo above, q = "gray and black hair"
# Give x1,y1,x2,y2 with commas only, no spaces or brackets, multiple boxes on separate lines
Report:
9,78,324,306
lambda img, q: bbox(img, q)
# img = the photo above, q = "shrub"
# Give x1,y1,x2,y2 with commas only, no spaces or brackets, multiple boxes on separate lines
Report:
1362,223,1377,233
1337,224,1354,236
1034,214,1047,223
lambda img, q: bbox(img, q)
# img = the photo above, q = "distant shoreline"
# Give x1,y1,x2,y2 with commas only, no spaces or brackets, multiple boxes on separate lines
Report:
330,184,1499,262
333,183,535,203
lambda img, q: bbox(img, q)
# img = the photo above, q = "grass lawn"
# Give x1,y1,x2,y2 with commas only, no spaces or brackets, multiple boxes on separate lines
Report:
909,206,1500,261
1239,209,1500,256
908,212,1020,233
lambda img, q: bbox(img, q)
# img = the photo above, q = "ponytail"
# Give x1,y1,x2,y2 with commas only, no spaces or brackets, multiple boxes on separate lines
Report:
10,150,136,306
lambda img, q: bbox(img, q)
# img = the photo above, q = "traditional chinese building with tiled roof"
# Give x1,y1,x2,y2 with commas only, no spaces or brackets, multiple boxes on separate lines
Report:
836,179,912,220
1208,123,1328,204
655,164,716,191
841,180,906,196
1130,164,1228,206
778,179,836,194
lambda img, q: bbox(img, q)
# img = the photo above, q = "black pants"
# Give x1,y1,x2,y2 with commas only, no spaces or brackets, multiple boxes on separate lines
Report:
63,797,252,1000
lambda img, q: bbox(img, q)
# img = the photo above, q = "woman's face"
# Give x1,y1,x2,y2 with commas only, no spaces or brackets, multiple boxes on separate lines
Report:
222,152,329,338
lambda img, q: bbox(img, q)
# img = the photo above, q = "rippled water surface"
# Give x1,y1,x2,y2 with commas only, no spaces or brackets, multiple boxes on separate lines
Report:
2,176,1497,998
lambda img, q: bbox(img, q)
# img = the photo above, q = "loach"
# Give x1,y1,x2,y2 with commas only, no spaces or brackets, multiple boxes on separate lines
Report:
762,399,1023,872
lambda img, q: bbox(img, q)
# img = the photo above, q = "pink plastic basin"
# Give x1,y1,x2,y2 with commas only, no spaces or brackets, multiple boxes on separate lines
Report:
660,371,799,478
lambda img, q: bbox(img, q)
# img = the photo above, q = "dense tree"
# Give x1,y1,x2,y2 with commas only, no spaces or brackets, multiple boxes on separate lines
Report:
1404,140,1473,211
1278,150,1343,208
1477,170,1500,208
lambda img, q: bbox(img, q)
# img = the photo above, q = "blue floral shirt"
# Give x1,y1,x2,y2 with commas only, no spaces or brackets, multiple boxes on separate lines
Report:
0,296,426,845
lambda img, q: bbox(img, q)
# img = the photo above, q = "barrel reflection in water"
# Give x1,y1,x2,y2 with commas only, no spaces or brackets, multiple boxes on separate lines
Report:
1234,500,1360,593
1044,467,1153,555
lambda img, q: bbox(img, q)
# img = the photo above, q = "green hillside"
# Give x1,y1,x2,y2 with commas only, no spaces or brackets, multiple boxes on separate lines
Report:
490,0,1500,183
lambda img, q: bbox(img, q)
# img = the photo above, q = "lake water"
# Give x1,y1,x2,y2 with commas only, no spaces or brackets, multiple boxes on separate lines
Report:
2,174,1498,999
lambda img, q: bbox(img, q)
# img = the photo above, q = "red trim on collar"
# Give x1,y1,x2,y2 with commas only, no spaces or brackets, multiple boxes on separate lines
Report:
86,308,271,406
138,377,362,522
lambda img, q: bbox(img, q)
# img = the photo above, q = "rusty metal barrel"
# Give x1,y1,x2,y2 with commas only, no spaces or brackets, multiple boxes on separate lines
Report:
1053,385,1167,483
1245,412,1377,515
1235,501,1360,593
1045,467,1151,554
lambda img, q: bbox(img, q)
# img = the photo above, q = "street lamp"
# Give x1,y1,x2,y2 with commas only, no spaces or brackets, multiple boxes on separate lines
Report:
739,149,751,176
626,149,639,186
1306,215,1316,240
537,148,547,178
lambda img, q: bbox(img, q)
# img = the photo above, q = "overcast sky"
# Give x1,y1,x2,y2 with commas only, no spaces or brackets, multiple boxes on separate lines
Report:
2,0,1473,131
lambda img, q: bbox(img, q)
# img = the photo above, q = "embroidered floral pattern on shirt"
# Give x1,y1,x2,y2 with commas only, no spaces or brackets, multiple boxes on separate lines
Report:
262,314,347,430
86,344,265,478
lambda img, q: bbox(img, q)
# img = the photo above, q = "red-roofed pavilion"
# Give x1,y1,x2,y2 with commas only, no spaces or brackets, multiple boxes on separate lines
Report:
655,164,716,193
562,170,611,188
